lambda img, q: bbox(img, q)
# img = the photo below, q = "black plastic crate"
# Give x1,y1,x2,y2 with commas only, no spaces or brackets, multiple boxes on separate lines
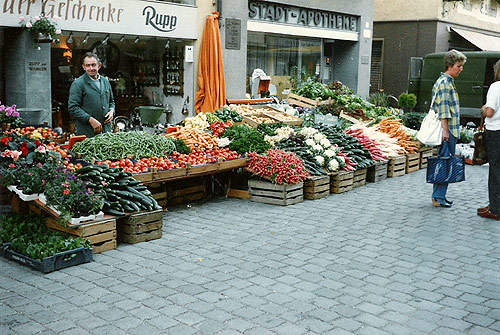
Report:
3,247,93,273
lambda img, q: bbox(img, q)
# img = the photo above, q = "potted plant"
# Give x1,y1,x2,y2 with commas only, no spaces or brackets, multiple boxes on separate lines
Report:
0,103,24,131
19,14,61,43
44,167,104,223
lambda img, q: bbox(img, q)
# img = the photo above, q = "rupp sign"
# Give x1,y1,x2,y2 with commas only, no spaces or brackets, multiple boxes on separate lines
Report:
1,0,197,39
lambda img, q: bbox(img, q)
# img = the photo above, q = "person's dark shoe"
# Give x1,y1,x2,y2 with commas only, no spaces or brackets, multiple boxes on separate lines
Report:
432,198,452,208
445,198,453,205
477,210,500,221
477,205,490,213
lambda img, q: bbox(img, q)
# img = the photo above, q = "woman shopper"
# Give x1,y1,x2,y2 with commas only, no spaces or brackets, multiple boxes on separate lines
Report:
477,60,500,220
431,49,467,208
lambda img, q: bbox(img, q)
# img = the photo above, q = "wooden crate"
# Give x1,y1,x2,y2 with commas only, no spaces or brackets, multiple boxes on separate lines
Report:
117,209,163,244
387,156,406,178
287,93,334,108
147,183,167,208
45,216,117,254
11,193,30,214
367,161,388,183
303,175,330,200
166,177,207,206
248,179,303,206
419,148,433,169
352,168,368,188
330,170,354,194
405,153,420,173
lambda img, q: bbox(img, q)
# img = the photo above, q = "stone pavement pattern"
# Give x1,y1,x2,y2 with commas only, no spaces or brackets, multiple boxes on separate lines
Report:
1,165,500,335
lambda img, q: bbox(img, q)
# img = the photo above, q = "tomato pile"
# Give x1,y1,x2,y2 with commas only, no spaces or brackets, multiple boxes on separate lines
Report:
46,142,70,158
210,121,233,137
205,147,241,161
96,157,184,173
170,150,218,166
62,160,83,171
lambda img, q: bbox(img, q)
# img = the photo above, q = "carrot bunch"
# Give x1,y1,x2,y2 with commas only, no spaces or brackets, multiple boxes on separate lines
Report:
164,127,219,151
376,119,419,153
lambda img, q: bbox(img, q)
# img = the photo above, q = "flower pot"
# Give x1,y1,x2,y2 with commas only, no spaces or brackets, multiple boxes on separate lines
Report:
1,123,11,132
35,32,53,43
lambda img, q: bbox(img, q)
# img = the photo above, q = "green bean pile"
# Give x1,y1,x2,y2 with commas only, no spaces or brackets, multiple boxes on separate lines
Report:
72,131,176,162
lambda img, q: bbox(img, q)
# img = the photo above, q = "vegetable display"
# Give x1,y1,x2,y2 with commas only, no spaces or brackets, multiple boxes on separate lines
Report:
376,119,419,153
72,131,176,162
76,164,161,216
214,107,243,123
222,124,270,154
165,128,219,151
345,128,386,161
247,149,309,184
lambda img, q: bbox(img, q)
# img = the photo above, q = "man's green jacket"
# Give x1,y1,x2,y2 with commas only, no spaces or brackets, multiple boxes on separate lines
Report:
68,73,115,138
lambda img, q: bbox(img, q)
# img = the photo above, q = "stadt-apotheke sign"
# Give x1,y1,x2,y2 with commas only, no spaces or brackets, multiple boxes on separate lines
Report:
248,1,358,32
1,0,197,39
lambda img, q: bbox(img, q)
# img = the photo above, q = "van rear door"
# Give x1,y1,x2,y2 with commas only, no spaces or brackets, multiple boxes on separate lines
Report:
455,57,485,119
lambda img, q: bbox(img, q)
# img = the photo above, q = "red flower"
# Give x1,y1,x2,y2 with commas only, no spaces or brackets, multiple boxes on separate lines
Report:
63,189,70,195
0,137,9,146
20,142,28,156
35,139,42,146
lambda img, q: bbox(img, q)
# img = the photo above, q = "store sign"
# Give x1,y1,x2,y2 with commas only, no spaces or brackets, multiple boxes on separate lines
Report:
248,1,358,32
1,0,197,39
225,18,241,50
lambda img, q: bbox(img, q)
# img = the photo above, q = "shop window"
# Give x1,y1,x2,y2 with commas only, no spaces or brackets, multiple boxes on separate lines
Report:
155,0,196,5
247,32,321,97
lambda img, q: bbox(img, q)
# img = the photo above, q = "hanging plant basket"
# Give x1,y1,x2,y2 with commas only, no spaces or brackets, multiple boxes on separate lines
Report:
35,32,53,43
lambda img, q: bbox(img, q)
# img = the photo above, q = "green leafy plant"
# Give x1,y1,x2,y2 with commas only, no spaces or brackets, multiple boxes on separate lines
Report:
368,92,389,107
0,103,24,127
222,124,270,154
401,111,425,130
398,93,417,110
173,138,192,154
294,78,335,100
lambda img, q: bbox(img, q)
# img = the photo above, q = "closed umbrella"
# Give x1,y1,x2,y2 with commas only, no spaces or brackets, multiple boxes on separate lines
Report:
195,12,226,114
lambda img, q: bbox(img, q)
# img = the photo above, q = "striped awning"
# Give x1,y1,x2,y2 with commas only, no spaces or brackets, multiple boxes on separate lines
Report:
452,27,500,52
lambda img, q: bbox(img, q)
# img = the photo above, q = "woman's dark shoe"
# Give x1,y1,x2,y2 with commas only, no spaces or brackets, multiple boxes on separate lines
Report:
432,198,452,208
445,198,453,205
477,205,490,213
477,210,500,221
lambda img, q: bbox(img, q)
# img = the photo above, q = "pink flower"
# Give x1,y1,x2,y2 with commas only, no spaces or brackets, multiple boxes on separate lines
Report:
36,145,46,154
10,150,22,161
1,150,10,157
55,29,61,34
62,182,70,187
26,22,32,28
63,189,70,195
5,107,13,116
34,16,40,21
18,17,25,22
54,16,61,21
0,105,4,112
37,163,42,167
12,111,19,117
9,163,15,168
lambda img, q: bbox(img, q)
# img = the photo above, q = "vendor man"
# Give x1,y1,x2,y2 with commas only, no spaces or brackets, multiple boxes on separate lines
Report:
68,52,115,137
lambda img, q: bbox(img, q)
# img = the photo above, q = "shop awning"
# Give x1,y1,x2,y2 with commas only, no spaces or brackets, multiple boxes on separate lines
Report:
451,27,500,52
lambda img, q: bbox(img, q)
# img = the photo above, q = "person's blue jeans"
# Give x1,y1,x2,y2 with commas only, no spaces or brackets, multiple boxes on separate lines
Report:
432,134,457,200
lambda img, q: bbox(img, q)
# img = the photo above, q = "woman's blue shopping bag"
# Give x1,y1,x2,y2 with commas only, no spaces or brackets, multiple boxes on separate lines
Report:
426,156,465,184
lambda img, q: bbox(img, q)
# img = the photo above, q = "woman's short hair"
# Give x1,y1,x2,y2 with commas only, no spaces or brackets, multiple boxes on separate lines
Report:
444,49,466,70
82,52,100,64
494,59,500,81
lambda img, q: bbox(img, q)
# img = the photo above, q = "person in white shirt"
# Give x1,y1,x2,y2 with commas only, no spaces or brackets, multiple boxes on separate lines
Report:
478,59,500,221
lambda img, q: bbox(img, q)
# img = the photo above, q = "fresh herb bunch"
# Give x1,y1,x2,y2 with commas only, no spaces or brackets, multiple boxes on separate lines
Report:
294,77,336,100
173,138,192,154
257,122,287,136
0,213,46,243
222,124,270,154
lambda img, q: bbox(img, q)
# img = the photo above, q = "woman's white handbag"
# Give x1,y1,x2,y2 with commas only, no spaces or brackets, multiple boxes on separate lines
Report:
417,92,443,146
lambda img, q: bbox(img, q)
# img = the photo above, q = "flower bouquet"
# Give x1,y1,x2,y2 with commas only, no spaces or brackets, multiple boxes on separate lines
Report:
19,14,61,43
0,103,24,129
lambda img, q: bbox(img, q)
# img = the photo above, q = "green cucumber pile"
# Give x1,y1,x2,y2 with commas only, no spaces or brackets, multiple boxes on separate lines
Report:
72,131,176,162
313,124,374,169
275,133,327,176
76,165,161,216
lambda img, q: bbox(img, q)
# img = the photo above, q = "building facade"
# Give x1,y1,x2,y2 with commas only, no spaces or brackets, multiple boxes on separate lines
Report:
217,0,374,100
372,0,500,97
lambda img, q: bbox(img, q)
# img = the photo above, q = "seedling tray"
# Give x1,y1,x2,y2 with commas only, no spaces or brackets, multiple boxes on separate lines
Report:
3,247,93,273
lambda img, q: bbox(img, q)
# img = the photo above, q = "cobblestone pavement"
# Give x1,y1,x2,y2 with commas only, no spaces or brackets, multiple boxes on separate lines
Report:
1,165,500,335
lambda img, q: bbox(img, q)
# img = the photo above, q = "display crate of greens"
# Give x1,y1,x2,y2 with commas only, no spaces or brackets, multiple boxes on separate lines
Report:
367,161,388,183
248,179,303,206
419,147,433,169
303,175,330,200
330,170,354,194
3,246,93,274
387,156,406,178
405,153,420,173
117,208,163,244
352,168,368,188
30,201,118,254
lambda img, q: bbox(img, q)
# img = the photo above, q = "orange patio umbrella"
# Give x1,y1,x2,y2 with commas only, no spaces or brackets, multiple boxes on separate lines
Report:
195,12,226,114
